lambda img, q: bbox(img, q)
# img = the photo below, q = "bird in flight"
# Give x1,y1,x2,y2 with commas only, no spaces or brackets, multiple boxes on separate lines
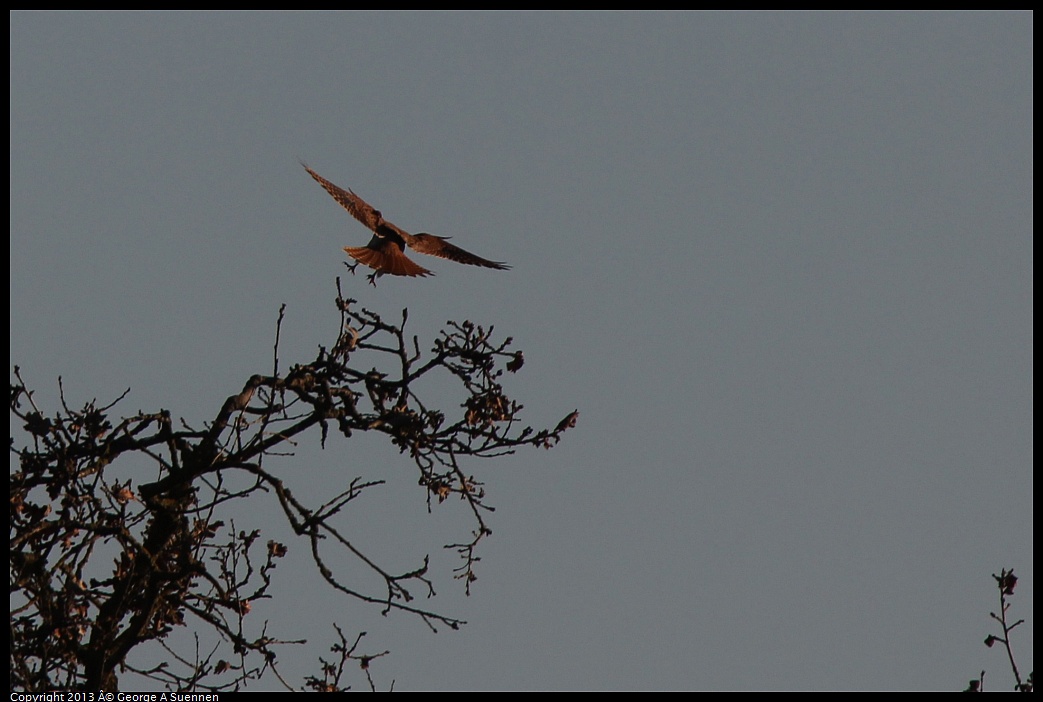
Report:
302,163,510,285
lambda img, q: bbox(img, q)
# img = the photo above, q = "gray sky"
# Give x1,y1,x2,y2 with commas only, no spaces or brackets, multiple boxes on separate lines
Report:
10,11,1032,691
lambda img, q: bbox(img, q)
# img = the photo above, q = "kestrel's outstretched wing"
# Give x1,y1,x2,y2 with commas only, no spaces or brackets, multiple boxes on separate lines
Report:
301,162,385,232
301,162,510,279
409,233,512,270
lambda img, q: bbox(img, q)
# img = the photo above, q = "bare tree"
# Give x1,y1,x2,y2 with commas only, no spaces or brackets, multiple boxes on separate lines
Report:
10,283,578,692
964,569,1033,692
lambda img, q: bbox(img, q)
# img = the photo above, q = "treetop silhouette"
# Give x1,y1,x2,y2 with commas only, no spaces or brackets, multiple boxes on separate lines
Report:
11,282,577,691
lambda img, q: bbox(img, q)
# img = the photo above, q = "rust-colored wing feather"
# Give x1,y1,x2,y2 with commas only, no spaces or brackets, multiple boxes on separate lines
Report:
302,162,386,232
409,233,511,270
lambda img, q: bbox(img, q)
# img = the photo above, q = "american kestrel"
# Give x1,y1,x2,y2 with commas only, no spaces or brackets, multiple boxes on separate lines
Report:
302,163,510,284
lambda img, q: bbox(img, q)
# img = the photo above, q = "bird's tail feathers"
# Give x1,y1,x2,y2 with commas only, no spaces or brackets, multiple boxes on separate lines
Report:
344,246,434,278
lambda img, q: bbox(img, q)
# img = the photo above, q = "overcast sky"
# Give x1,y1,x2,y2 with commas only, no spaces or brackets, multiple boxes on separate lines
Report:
10,11,1032,691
